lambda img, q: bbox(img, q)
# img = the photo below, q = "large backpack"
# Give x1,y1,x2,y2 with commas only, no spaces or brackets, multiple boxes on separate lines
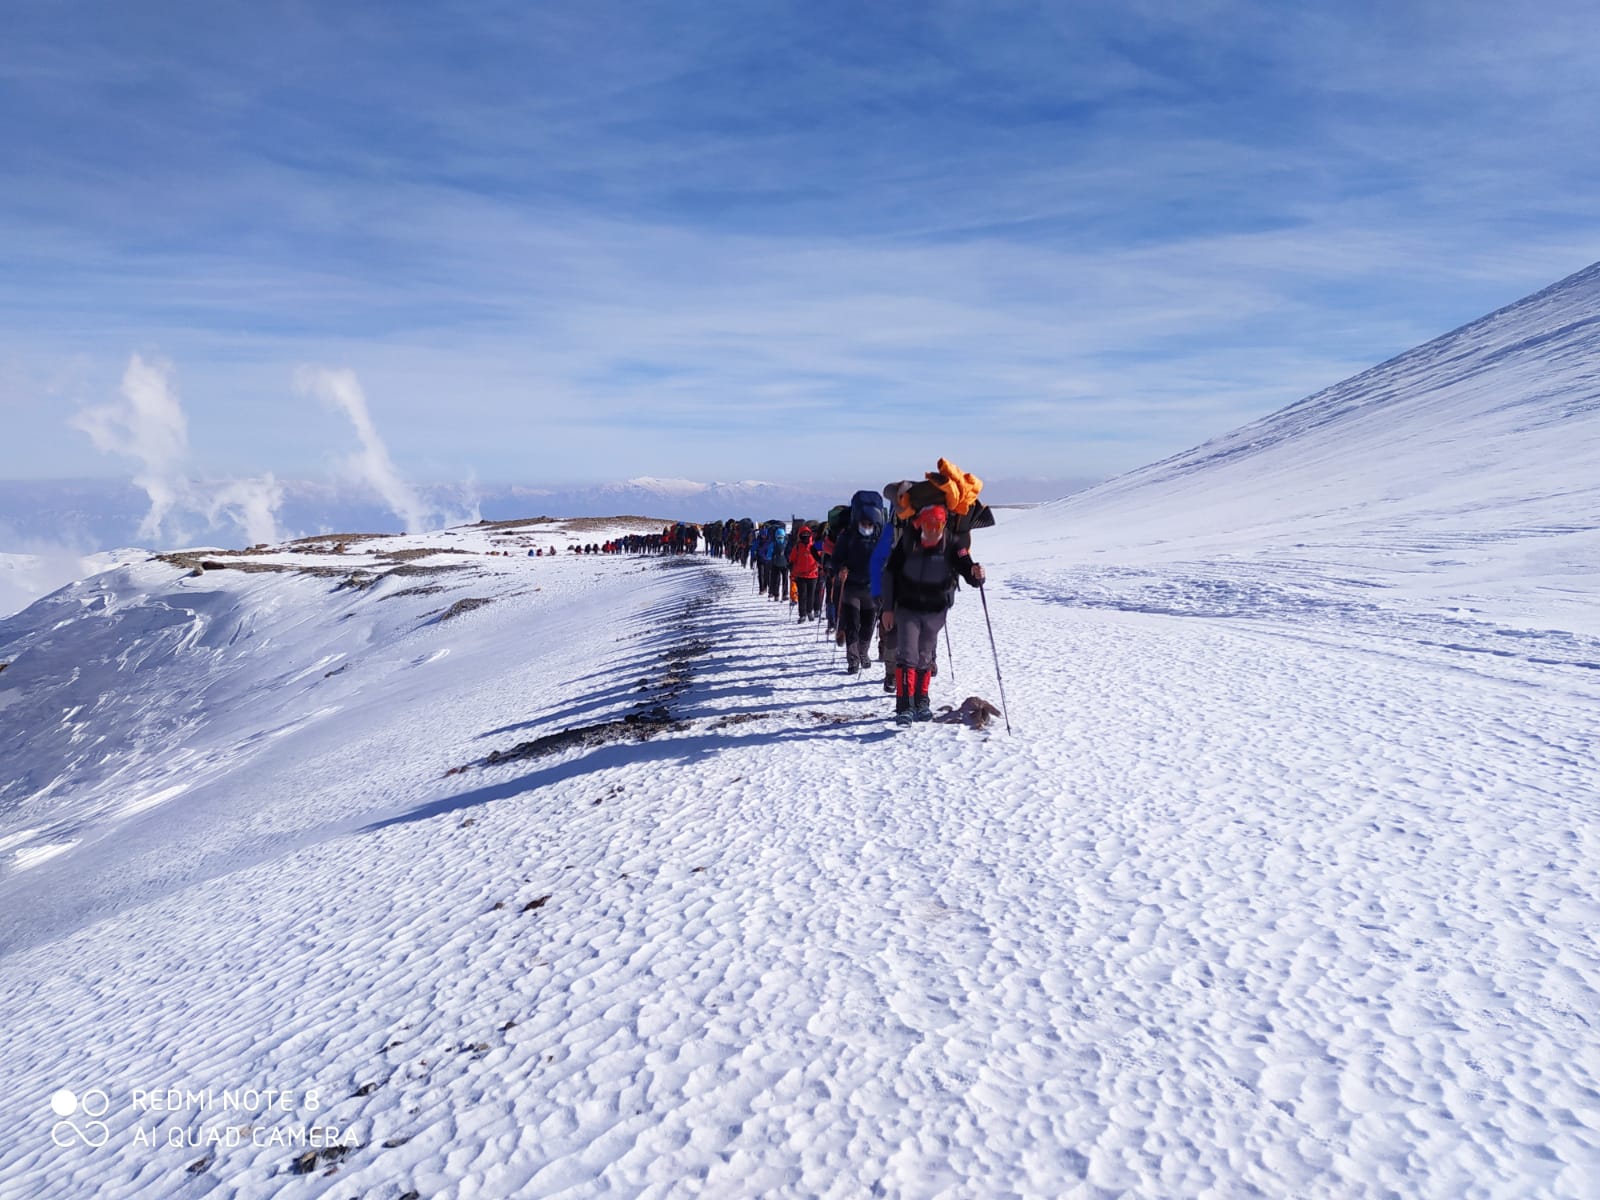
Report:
849,489,886,530
825,505,851,539
896,479,993,534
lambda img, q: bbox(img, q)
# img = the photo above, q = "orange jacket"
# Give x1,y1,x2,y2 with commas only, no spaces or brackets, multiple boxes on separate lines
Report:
788,542,820,579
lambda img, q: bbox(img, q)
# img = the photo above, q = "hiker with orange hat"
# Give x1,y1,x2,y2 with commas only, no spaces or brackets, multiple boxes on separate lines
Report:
880,503,986,725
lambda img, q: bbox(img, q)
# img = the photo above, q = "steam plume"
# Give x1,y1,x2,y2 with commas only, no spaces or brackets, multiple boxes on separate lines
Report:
296,366,430,533
72,355,191,541
72,356,284,546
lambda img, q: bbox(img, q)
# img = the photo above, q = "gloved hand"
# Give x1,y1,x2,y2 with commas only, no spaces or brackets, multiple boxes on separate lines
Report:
881,611,895,632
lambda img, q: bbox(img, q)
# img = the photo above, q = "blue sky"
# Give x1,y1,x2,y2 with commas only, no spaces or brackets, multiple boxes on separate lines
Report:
3,0,1598,488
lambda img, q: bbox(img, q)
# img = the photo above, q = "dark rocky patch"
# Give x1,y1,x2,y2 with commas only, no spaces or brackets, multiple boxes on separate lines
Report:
474,516,560,529
563,515,672,532
438,597,493,621
157,553,300,575
390,562,474,578
287,532,393,545
378,547,455,562
289,1144,351,1175
708,711,770,728
478,706,685,769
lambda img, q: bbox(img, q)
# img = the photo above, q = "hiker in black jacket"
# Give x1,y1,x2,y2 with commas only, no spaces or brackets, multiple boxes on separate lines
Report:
880,504,985,725
832,516,880,674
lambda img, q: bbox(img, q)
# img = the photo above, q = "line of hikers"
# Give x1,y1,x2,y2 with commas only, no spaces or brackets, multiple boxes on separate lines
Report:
644,462,991,726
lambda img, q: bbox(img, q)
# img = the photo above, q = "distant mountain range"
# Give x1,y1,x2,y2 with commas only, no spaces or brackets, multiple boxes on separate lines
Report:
0,474,1095,554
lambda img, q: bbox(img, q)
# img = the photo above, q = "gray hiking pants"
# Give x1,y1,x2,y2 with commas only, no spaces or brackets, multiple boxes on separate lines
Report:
894,608,946,673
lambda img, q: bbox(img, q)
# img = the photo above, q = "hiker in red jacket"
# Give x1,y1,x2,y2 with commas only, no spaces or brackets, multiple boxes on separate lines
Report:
788,526,823,623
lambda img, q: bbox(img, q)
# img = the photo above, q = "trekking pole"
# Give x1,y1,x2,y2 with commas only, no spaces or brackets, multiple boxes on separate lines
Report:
943,621,956,684
978,584,1011,734
833,584,843,664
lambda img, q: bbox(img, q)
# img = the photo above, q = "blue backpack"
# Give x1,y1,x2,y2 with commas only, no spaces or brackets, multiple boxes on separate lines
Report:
849,489,886,531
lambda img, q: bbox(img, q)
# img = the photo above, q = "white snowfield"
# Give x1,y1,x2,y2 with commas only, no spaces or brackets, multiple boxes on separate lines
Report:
2,264,1599,1198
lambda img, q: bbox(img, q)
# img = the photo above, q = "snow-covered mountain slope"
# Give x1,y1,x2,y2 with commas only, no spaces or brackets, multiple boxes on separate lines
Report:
1027,259,1600,551
0,547,147,624
2,267,1599,1197
0,519,660,918
991,259,1600,645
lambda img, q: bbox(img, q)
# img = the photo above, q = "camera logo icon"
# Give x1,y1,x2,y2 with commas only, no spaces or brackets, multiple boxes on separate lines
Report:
50,1089,111,1148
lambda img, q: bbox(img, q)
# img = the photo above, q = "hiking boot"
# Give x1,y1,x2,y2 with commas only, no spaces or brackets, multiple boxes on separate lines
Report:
882,669,896,693
895,706,915,727
913,695,933,722
913,669,933,721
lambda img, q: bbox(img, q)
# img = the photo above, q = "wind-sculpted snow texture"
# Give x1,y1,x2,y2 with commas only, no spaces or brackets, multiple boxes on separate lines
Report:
0,530,1596,1198
3,264,1600,1197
